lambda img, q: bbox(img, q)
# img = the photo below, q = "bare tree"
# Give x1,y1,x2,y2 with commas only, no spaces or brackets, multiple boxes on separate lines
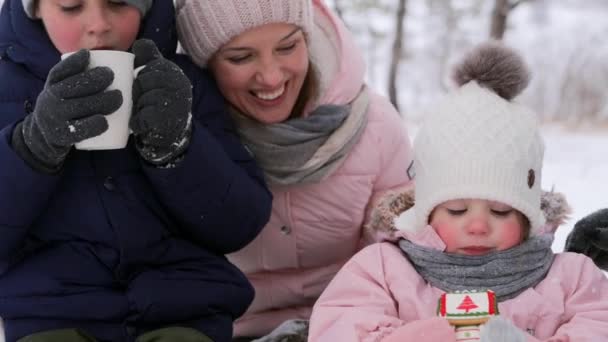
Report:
490,0,530,39
332,0,346,21
388,0,407,112
557,41,608,125
434,1,457,91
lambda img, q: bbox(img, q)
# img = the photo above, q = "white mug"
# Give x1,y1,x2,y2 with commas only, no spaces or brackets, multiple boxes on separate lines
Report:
61,50,139,150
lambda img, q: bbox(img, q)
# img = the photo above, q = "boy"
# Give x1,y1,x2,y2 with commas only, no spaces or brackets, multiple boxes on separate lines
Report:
0,1,271,341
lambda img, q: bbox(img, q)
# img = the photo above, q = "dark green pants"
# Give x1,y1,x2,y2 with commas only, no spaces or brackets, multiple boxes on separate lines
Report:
17,327,213,342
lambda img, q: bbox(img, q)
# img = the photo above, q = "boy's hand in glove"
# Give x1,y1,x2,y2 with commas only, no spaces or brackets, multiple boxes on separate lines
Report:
565,208,608,270
131,39,193,166
11,49,122,173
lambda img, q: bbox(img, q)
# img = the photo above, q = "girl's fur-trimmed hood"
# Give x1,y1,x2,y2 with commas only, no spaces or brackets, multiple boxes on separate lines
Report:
366,187,572,241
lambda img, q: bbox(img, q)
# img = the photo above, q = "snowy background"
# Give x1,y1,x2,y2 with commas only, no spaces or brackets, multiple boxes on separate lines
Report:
541,127,607,251
324,0,608,252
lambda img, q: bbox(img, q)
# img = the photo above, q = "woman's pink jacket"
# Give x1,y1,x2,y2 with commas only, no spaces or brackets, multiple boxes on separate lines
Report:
309,227,608,341
228,0,414,337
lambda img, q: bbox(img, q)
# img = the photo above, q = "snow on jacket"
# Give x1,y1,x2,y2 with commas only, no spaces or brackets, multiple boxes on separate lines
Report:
0,1,271,341
228,0,414,337
309,194,608,342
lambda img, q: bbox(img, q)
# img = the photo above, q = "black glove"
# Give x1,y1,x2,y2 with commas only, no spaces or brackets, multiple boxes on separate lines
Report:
11,49,122,173
565,208,608,270
131,39,193,165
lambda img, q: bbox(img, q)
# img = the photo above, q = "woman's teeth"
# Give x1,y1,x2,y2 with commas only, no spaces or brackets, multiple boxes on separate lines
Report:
255,85,285,100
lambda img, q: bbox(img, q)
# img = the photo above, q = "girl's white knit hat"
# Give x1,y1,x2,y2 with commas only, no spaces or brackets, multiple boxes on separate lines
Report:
396,42,545,235
175,0,314,67
21,0,153,18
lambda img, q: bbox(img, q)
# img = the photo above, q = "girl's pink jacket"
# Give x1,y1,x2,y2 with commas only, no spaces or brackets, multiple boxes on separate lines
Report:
309,227,608,341
228,0,414,337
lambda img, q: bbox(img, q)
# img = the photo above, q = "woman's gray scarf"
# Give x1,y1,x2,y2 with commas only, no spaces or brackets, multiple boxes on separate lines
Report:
229,88,370,186
398,235,555,302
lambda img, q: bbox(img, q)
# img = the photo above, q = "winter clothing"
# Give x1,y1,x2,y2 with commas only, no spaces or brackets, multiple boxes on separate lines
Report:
21,0,153,18
565,208,608,270
17,329,98,342
398,235,554,302
225,0,414,337
134,327,212,342
397,42,545,235
230,90,369,186
11,49,122,173
176,0,314,67
309,230,608,341
0,1,271,341
121,0,154,17
130,39,192,165
17,327,212,342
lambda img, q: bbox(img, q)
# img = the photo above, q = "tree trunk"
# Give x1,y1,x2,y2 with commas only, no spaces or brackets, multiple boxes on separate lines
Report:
490,0,529,39
437,1,456,91
332,0,346,21
490,0,509,39
388,0,407,112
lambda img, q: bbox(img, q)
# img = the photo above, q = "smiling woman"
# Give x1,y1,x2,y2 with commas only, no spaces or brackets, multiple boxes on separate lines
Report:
175,0,415,340
208,23,311,124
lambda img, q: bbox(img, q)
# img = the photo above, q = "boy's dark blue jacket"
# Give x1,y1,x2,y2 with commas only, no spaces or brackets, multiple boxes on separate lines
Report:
0,1,271,341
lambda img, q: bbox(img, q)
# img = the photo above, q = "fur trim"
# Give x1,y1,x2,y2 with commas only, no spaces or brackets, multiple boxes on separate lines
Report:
365,188,415,240
366,187,570,240
452,41,530,101
540,189,572,231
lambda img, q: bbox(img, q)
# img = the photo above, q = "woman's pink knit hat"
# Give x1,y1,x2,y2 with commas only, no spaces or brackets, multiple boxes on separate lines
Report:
176,0,314,67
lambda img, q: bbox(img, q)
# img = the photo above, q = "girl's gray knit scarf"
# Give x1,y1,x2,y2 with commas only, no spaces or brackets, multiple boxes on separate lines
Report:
398,235,555,302
229,88,369,186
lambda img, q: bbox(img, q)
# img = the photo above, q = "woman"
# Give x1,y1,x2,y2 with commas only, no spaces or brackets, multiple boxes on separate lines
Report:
176,0,414,339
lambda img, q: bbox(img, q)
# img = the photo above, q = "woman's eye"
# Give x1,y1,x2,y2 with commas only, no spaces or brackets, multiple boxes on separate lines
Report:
491,209,513,217
108,0,127,5
447,209,467,216
227,55,252,64
277,42,297,53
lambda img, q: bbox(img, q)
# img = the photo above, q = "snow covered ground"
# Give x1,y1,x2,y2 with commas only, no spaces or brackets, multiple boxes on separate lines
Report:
541,124,608,251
